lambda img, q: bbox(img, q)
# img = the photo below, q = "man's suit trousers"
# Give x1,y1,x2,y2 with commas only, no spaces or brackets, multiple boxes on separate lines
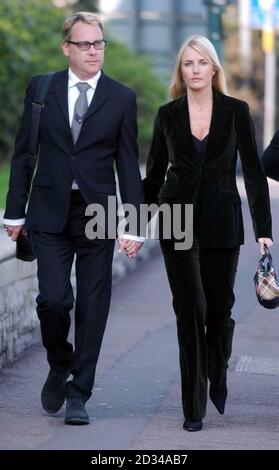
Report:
32,190,115,401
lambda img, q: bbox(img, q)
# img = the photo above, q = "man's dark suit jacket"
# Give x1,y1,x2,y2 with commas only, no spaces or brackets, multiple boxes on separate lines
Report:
262,130,279,182
143,91,272,247
4,70,143,235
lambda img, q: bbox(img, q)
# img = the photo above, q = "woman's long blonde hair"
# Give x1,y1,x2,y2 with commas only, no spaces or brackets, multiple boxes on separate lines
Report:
169,35,228,100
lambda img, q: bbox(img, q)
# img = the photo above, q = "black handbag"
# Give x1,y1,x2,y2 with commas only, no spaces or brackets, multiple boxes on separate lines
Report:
16,231,35,262
15,73,54,262
254,246,279,309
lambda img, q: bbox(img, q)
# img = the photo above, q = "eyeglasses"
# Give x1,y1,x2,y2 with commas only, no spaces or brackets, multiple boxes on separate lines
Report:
66,39,107,51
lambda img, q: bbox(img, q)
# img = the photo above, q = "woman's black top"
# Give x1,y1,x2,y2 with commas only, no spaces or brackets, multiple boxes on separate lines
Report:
192,134,208,158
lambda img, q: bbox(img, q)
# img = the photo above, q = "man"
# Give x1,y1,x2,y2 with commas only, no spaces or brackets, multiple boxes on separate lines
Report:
3,12,144,425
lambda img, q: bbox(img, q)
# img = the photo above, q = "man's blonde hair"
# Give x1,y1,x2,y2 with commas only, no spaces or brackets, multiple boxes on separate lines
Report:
62,12,103,41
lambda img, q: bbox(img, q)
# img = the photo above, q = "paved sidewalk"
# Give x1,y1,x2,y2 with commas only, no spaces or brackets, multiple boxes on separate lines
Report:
0,181,279,450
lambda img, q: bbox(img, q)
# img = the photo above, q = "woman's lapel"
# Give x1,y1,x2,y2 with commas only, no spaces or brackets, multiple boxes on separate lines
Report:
167,91,234,161
168,95,196,160
204,90,233,162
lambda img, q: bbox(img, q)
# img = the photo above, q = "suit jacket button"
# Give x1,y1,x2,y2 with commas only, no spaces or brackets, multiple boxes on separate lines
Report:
71,155,76,160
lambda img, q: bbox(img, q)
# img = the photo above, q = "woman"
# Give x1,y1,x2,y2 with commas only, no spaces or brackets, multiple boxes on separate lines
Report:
143,36,273,431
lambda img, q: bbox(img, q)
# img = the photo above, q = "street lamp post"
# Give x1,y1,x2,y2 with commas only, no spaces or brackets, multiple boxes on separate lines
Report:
238,0,252,79
261,0,276,147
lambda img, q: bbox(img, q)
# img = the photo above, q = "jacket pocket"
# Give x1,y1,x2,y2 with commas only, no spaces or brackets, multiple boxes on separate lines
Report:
32,175,52,188
219,189,241,205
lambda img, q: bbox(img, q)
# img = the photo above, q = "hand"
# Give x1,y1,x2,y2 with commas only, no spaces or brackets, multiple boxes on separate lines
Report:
117,238,144,258
258,237,273,256
3,224,24,241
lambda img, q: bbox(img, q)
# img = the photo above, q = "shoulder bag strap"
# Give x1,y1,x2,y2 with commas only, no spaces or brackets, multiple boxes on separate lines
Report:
29,72,54,166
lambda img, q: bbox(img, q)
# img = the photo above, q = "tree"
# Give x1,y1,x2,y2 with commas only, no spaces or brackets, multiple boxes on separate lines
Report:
73,0,99,11
104,41,166,160
0,0,66,163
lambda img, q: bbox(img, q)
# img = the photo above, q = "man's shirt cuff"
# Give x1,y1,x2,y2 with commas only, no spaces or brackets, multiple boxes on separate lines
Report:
3,218,26,226
121,234,145,243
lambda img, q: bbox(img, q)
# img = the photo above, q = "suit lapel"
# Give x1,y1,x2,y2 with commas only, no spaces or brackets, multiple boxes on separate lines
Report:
54,70,111,148
169,96,197,161
83,72,110,123
203,91,233,162
54,69,70,127
169,91,234,162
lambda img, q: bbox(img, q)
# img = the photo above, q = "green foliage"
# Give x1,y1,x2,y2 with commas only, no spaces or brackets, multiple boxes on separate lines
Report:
73,0,99,11
0,163,10,208
0,0,67,163
104,41,167,159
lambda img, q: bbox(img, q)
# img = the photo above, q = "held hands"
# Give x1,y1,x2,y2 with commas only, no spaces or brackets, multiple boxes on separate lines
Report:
117,237,144,259
258,237,273,256
3,224,24,241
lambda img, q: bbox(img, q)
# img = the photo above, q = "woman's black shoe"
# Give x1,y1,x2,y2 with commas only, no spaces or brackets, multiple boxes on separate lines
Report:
209,385,227,414
183,419,203,432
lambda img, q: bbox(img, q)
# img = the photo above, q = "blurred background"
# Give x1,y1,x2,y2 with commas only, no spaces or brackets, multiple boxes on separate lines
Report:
0,0,278,208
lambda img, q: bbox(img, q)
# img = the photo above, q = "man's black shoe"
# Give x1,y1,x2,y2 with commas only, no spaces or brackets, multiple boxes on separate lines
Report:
209,385,227,415
41,369,68,413
183,419,203,432
64,398,89,425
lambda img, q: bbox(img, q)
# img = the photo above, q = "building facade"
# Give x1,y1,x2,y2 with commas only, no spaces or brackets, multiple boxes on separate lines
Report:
99,0,209,80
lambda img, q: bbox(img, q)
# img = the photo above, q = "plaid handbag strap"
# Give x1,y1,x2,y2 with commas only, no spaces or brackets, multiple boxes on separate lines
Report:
259,245,273,271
